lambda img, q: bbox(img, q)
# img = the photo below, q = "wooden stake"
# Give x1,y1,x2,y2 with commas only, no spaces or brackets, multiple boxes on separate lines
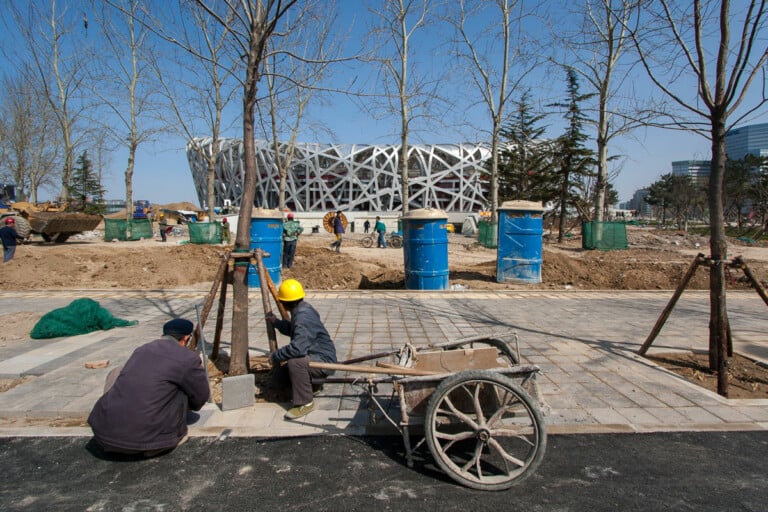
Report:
637,253,704,355
255,249,278,354
190,250,230,350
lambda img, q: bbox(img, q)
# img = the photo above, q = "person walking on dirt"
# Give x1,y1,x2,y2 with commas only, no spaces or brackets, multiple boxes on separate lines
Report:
221,217,231,245
267,279,337,420
0,218,25,263
329,211,345,253
159,213,168,242
282,213,303,269
363,219,370,233
375,216,387,248
87,318,209,457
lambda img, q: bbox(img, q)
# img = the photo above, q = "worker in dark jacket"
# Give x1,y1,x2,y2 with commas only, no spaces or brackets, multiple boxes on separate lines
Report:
1,217,25,263
88,318,210,457
329,211,345,253
267,279,337,420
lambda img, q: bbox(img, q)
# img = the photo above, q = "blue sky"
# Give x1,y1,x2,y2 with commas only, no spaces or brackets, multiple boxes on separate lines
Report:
2,1,766,207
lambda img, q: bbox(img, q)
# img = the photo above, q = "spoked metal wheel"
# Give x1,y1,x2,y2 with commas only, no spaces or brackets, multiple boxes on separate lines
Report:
424,370,546,491
361,236,373,248
389,235,403,249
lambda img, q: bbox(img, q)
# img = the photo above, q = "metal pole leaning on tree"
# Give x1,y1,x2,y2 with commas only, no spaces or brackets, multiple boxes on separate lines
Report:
194,304,212,402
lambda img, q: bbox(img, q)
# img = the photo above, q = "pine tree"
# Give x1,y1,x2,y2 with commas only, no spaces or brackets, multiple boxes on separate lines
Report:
497,91,553,202
549,68,596,242
69,150,105,214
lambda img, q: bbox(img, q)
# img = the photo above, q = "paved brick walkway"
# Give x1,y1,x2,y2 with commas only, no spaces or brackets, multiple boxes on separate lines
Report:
0,289,766,438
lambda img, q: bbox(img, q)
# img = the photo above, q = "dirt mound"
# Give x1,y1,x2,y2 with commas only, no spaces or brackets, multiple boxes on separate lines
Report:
1,226,766,292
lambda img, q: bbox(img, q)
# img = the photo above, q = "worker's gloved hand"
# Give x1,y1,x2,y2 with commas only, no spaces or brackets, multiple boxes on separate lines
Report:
269,352,279,367
265,312,277,324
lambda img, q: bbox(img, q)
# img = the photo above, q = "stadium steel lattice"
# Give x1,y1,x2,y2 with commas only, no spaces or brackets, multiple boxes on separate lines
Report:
186,138,493,212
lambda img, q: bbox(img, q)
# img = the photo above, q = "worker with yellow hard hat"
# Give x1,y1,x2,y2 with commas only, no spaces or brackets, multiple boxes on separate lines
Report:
158,212,168,242
267,278,337,420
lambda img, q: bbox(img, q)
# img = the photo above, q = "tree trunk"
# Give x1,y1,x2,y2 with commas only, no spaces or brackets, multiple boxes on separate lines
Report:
708,116,729,397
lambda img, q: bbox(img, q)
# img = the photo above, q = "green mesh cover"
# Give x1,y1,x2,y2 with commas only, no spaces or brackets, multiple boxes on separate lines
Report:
478,220,498,248
103,219,127,241
103,219,154,241
582,221,629,250
188,222,222,244
30,298,138,339
130,219,153,240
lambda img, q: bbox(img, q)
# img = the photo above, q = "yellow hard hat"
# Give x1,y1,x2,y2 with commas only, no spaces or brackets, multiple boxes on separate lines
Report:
159,213,164,217
277,278,305,302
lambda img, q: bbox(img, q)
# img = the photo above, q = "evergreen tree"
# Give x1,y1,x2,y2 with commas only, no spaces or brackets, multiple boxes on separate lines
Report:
549,68,596,242
497,91,553,202
69,150,105,215
726,154,766,232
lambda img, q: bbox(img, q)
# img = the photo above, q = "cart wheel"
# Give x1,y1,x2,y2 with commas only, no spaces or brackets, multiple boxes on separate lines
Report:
424,370,546,491
389,235,402,249
361,236,373,248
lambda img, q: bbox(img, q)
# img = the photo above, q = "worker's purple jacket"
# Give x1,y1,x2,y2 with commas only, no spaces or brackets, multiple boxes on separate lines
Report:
88,336,209,451
272,301,337,366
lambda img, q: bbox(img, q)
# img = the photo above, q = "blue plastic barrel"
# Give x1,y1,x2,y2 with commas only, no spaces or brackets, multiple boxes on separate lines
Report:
248,208,283,288
402,208,449,290
496,201,545,283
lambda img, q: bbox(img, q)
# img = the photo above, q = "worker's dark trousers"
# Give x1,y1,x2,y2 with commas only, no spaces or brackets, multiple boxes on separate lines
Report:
272,356,328,405
283,240,297,268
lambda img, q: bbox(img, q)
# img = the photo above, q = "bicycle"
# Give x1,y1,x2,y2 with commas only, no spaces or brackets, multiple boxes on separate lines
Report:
360,231,402,249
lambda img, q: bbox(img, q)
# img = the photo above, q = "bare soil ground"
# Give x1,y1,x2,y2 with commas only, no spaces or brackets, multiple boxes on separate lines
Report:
1,223,766,399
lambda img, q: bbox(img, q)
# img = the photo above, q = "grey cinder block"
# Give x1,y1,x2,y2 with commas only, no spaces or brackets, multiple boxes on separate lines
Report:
221,374,255,411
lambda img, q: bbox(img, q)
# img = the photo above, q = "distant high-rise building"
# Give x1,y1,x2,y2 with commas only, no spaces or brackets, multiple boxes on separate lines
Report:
672,160,710,187
725,122,768,159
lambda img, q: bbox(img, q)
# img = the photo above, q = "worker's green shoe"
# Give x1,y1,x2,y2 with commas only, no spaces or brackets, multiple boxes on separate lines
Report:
284,402,315,420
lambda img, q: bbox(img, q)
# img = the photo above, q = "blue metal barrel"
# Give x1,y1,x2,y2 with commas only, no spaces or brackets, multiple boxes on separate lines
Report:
496,201,545,283
248,208,283,288
402,208,449,290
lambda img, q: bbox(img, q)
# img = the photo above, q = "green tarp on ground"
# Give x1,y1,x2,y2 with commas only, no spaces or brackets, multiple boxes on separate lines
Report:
30,298,138,339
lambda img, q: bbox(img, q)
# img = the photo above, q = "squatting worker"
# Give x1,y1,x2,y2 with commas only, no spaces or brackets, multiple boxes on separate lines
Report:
0,217,24,263
88,318,210,457
267,279,337,420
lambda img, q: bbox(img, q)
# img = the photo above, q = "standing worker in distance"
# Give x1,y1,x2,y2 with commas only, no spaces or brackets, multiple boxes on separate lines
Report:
375,216,387,248
88,318,210,457
0,218,25,263
282,213,303,269
267,279,337,420
221,217,231,245
329,210,345,253
363,219,370,233
158,212,168,242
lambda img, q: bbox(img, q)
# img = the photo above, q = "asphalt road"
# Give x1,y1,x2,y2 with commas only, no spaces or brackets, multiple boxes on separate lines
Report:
1,431,765,511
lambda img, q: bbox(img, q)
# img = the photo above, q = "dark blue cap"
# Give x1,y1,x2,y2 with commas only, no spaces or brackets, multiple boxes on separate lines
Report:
163,318,194,338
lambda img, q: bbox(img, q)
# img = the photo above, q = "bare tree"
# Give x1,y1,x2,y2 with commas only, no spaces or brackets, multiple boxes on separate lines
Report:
367,0,434,214
628,0,768,396
7,0,93,204
152,2,240,218
446,0,538,223
261,10,338,211
0,69,61,202
96,0,164,224
195,0,303,376
558,0,654,222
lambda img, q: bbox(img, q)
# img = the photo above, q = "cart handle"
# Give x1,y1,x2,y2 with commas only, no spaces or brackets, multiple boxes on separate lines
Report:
309,361,439,376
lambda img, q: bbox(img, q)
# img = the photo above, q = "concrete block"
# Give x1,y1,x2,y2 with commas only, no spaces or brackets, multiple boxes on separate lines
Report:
221,374,255,411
